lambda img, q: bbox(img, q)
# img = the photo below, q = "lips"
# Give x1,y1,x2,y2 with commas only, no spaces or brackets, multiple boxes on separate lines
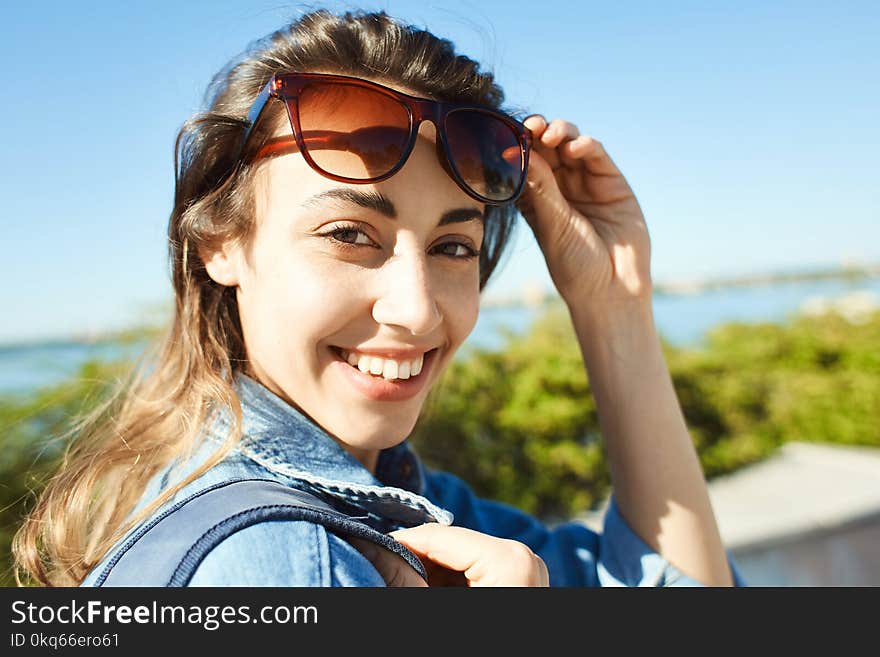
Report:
329,345,439,402
331,346,435,378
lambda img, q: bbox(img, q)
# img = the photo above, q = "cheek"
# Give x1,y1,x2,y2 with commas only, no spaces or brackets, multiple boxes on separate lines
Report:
241,248,363,345
462,289,481,337
236,260,347,393
439,274,481,343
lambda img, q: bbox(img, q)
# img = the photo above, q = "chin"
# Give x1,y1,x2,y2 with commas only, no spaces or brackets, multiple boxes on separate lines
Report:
341,412,419,450
275,395,404,452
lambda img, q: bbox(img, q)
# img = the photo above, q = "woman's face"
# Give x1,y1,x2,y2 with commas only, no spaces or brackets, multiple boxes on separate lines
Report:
205,87,485,471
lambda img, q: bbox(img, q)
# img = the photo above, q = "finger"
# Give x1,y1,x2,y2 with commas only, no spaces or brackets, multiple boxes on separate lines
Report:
392,523,547,586
540,119,579,149
523,114,549,138
537,555,550,587
392,525,548,587
522,114,561,168
558,134,623,176
389,525,484,574
349,538,428,587
516,148,579,239
529,118,579,172
535,141,561,171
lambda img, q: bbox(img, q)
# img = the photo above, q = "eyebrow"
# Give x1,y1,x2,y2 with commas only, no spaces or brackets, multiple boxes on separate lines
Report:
302,188,485,226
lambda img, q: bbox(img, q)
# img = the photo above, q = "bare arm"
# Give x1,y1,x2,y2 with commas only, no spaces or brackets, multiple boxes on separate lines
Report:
570,299,732,586
516,112,732,586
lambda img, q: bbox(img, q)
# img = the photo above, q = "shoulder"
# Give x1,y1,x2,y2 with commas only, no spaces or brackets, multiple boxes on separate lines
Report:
85,450,389,587
188,519,387,587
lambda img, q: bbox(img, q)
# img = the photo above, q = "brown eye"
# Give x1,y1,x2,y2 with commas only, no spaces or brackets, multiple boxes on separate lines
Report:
434,242,479,259
321,224,375,249
331,228,362,243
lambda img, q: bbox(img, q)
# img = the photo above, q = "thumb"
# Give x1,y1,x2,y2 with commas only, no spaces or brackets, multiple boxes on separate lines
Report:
517,145,573,247
389,524,483,573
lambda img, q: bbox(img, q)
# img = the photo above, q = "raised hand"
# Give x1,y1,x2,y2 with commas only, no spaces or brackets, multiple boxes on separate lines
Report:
517,115,653,310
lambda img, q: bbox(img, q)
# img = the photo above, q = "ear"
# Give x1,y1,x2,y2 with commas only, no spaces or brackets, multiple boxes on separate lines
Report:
198,240,242,287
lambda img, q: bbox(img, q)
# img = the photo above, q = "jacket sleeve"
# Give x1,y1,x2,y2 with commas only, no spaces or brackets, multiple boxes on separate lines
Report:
187,520,387,587
422,469,746,587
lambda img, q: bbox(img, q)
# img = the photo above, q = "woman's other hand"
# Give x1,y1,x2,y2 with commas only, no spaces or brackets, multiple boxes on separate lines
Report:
517,115,652,309
387,524,549,587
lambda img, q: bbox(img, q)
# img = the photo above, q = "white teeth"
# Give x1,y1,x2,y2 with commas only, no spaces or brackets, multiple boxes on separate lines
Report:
382,360,399,380
398,361,411,380
342,349,428,381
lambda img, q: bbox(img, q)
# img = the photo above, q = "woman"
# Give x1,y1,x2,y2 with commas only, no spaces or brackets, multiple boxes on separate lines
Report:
15,9,741,587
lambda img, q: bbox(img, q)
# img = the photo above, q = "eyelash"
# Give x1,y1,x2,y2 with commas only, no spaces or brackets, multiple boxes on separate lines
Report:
320,223,481,260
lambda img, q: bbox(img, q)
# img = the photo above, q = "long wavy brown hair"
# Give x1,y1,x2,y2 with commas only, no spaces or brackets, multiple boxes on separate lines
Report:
13,8,522,586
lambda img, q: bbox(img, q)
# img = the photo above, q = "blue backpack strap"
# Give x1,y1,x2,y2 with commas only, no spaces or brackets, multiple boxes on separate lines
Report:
93,478,427,586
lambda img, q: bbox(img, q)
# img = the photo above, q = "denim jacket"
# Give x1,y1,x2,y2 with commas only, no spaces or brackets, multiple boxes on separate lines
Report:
82,372,745,587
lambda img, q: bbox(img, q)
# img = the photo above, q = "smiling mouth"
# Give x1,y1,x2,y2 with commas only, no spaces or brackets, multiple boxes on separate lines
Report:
330,346,438,381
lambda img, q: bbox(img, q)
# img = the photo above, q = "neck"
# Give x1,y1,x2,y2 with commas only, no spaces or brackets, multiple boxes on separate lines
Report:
346,446,379,474
240,366,381,475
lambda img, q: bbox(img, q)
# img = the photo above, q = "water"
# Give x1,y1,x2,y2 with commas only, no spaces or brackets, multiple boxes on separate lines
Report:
0,340,149,397
464,276,880,353
2,277,878,397
651,276,880,347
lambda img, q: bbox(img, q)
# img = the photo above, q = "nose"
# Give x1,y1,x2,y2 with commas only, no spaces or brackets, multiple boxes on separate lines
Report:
371,247,443,337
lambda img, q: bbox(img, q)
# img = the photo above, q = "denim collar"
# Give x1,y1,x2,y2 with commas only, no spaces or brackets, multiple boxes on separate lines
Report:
205,372,452,528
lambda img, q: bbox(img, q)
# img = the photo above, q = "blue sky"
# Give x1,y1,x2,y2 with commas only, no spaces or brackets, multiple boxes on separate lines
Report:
2,0,878,344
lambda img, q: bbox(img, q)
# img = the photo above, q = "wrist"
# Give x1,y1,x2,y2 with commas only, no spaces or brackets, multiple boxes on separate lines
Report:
567,294,656,341
566,296,663,375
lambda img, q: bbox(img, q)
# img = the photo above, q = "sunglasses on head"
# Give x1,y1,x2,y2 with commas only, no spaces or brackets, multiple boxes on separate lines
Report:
240,72,533,205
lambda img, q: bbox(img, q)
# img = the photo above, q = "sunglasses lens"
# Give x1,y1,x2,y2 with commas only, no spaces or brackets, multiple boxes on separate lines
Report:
297,82,411,179
444,109,524,202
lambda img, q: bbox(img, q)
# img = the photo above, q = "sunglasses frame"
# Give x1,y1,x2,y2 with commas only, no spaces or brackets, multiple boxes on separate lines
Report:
240,72,532,205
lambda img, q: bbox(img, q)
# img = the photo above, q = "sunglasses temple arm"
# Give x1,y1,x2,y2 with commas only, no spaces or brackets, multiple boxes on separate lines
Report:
237,79,276,159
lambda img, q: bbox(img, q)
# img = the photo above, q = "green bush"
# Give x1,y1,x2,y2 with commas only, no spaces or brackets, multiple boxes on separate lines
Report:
413,302,607,522
0,359,127,586
412,301,880,519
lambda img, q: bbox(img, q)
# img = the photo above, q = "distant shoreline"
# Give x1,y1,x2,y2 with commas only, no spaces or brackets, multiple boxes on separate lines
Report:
479,262,880,308
4,263,880,348
652,263,880,296
0,327,161,352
